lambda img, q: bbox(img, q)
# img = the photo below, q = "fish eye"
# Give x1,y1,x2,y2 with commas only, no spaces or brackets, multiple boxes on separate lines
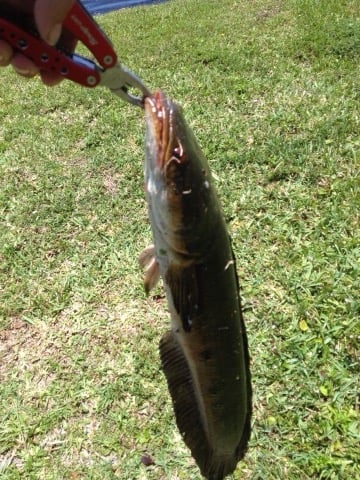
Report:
173,147,182,159
172,143,184,160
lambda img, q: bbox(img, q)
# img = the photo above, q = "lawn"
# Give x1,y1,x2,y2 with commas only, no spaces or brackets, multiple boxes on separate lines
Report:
0,0,359,478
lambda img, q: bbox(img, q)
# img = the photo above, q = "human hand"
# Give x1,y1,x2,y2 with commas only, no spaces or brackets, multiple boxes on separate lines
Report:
0,0,76,85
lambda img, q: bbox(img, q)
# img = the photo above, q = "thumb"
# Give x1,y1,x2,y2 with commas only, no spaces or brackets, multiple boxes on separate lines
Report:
34,0,75,45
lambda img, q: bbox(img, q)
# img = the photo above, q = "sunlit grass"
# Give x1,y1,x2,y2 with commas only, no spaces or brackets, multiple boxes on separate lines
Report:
0,0,359,478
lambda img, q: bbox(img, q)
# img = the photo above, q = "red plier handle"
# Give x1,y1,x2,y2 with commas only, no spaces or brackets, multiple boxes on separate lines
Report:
0,1,150,107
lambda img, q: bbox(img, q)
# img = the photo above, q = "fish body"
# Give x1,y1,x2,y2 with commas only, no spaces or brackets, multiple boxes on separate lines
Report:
141,91,252,480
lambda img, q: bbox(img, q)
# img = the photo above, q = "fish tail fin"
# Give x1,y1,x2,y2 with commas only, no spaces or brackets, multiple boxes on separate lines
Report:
159,331,245,480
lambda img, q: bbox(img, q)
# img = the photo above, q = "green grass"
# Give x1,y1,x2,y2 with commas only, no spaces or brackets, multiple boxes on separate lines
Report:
0,0,359,478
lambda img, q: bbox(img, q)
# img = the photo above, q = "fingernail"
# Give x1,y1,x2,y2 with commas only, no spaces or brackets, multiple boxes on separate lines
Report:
46,23,62,46
0,54,9,66
0,49,12,66
14,67,36,77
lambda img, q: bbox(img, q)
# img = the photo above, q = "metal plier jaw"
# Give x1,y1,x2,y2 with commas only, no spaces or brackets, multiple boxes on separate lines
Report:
99,64,150,108
0,1,151,108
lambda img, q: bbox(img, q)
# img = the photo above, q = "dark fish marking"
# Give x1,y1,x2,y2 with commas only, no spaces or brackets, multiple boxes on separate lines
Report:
200,349,212,361
165,264,199,333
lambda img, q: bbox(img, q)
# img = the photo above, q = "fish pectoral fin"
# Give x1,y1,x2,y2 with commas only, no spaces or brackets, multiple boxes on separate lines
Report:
139,244,160,294
165,264,199,332
138,244,155,268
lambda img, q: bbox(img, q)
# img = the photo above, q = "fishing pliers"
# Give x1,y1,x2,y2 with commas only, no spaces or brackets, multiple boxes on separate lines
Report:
0,0,151,107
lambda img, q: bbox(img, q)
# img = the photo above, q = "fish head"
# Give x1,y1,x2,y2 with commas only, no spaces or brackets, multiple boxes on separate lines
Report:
144,90,181,170
144,91,192,199
144,91,219,256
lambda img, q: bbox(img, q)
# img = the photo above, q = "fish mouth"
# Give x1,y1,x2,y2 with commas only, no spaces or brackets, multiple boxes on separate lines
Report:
145,91,178,169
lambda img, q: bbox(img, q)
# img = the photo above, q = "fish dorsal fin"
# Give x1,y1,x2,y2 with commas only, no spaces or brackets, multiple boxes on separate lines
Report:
165,264,199,332
160,331,238,480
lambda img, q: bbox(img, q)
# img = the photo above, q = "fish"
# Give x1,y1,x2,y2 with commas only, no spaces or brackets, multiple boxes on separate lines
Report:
140,90,252,480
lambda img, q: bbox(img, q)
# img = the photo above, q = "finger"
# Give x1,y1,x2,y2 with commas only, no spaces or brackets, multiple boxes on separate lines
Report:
39,30,78,86
39,70,63,86
11,52,39,78
1,0,33,14
0,40,13,66
34,0,75,45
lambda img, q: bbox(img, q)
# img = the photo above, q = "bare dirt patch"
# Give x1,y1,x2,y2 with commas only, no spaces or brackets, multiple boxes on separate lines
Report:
0,317,36,379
